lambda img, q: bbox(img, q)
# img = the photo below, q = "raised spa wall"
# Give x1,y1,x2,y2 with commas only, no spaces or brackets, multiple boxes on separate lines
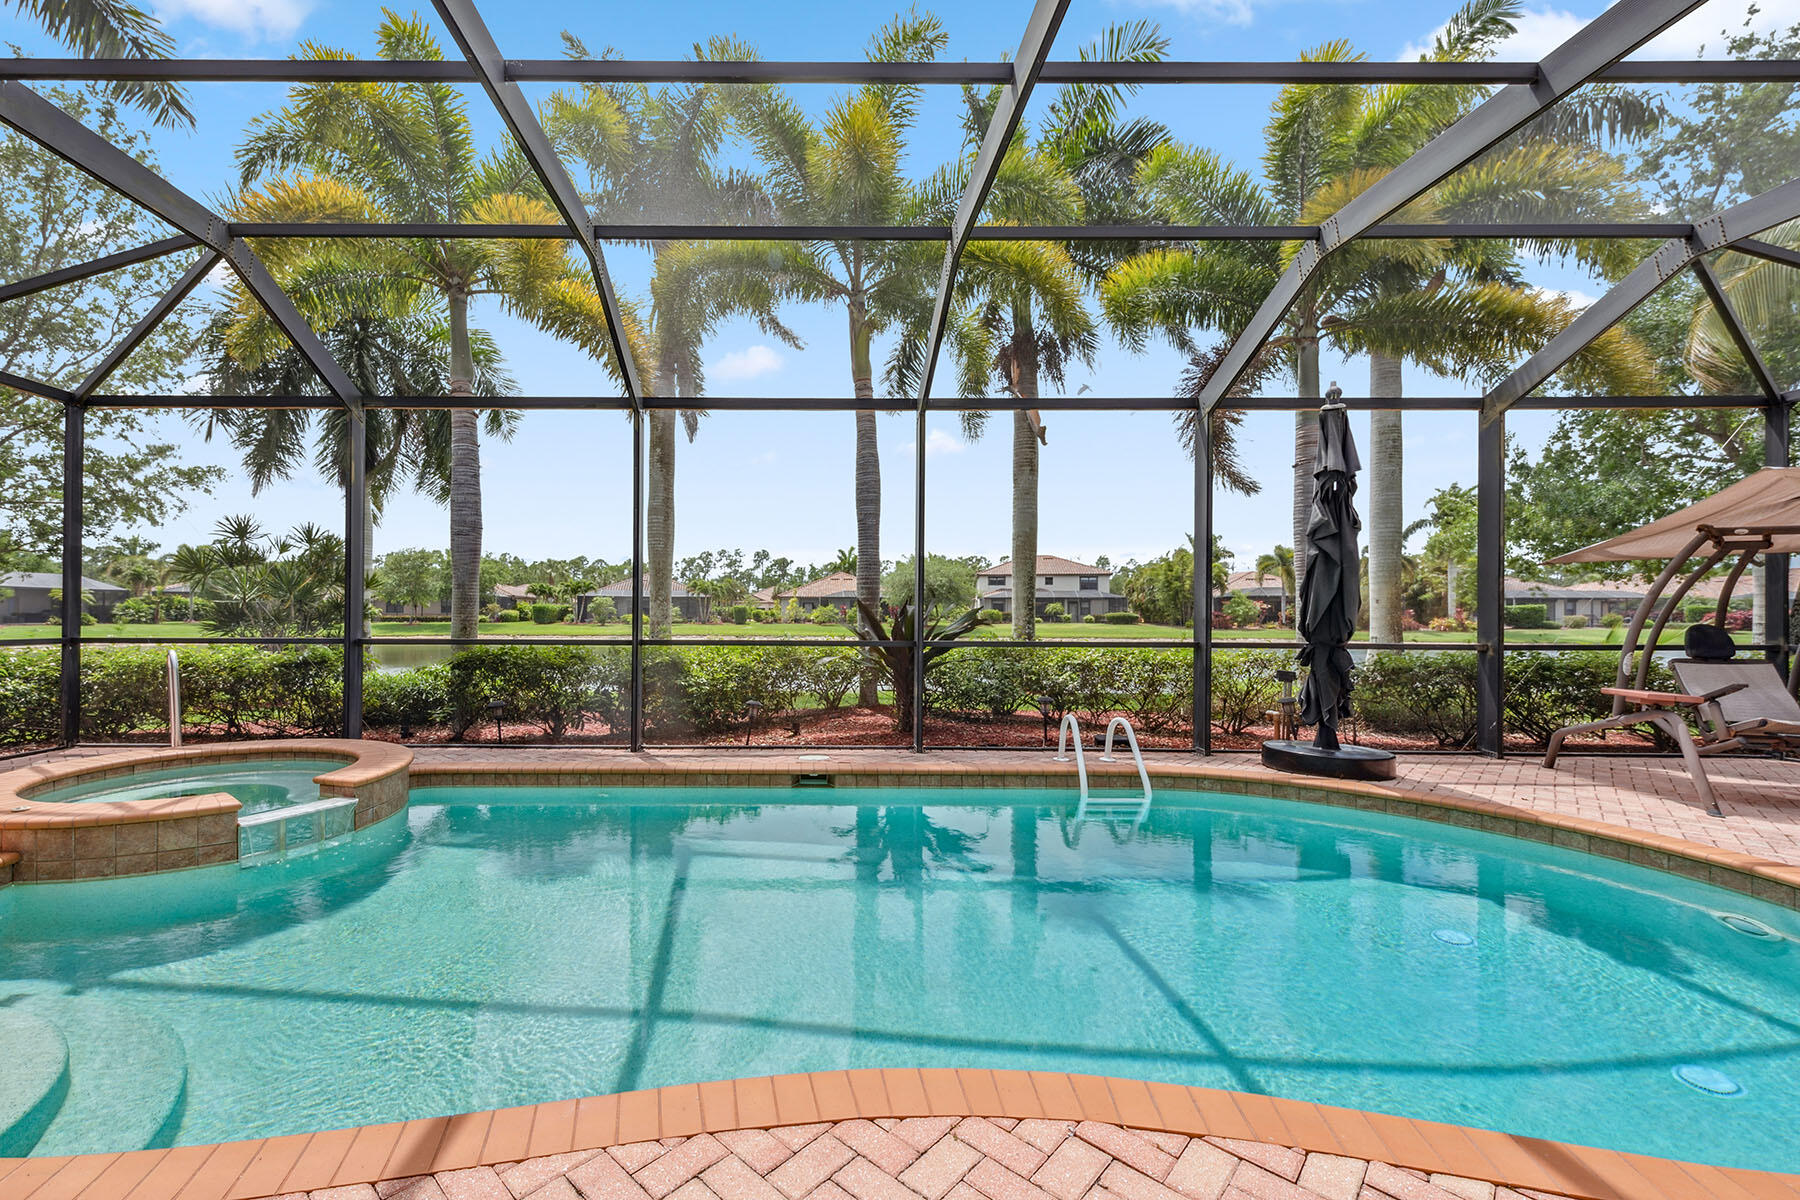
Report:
0,740,412,884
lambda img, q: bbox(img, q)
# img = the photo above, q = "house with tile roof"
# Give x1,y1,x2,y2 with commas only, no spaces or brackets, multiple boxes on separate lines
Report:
976,556,1129,619
753,571,859,614
0,571,126,623
588,576,712,623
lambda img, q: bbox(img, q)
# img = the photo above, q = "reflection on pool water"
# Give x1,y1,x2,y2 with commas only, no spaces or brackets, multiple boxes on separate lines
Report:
0,786,1796,1170
27,758,342,815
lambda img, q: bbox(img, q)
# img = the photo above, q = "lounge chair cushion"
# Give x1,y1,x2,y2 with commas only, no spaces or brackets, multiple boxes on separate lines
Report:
1683,623,1737,661
1671,658,1800,728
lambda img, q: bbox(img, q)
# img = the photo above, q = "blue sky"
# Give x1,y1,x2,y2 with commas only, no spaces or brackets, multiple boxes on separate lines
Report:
5,0,1789,572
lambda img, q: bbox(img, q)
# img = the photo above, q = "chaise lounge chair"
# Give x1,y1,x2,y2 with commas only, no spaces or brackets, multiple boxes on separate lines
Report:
1543,625,1800,814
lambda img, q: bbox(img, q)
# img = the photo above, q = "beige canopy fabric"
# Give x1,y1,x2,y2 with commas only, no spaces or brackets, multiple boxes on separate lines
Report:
1549,467,1800,563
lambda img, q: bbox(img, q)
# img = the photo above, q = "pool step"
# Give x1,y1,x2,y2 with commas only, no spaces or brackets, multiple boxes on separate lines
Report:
17,994,188,1155
0,1007,70,1156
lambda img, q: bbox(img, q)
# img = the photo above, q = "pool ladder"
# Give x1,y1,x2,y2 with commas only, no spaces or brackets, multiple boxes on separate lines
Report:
1053,714,1152,822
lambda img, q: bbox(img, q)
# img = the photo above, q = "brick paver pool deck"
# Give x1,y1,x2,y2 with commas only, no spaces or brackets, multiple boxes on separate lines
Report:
6,745,1800,1200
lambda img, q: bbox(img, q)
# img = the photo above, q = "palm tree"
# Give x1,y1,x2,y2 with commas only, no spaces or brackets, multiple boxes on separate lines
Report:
225,12,634,641
892,23,1174,641
7,0,191,126
169,542,219,619
690,12,950,702
1103,0,1658,631
542,42,793,638
194,307,519,618
1685,224,1800,393
1255,545,1296,627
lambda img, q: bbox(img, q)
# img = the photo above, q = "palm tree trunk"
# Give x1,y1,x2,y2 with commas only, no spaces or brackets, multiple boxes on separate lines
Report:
447,290,482,642
1368,352,1404,645
647,384,677,640
851,300,881,707
1010,308,1040,641
1292,319,1320,602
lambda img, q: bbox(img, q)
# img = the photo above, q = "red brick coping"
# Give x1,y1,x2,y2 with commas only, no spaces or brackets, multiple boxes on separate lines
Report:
406,755,1800,910
1,1070,1793,1200
0,740,411,882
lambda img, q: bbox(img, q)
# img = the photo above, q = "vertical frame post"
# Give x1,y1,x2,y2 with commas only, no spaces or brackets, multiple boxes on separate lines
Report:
60,400,82,747
1193,411,1212,754
630,409,645,751
1765,397,1792,669
1476,413,1505,756
342,412,367,738
912,409,927,751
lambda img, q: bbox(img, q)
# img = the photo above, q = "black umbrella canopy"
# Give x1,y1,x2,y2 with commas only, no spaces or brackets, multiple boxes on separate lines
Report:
1296,402,1361,751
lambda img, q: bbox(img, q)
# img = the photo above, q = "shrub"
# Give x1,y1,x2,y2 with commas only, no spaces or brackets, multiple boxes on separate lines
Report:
361,664,450,731
587,597,617,624
1210,648,1294,734
806,649,863,710
1222,591,1261,629
728,604,751,625
111,596,159,625
494,608,521,623
1043,603,1067,623
1502,604,1549,629
1600,612,1625,629
1082,614,1097,623
1723,608,1752,632
1502,651,1672,745
1101,611,1141,625
1355,651,1479,746
0,647,60,745
528,602,559,625
1682,601,1713,623
927,647,1032,719
1561,614,1589,628
810,605,841,626
979,608,1006,624
446,644,618,739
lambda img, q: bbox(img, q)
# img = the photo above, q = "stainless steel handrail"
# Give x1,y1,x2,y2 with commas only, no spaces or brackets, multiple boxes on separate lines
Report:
166,649,181,748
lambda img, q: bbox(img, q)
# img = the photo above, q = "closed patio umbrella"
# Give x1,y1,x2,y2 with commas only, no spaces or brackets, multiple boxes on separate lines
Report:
1297,398,1361,752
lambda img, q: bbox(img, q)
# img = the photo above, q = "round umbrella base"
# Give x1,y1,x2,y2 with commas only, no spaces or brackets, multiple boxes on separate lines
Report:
1259,739,1397,781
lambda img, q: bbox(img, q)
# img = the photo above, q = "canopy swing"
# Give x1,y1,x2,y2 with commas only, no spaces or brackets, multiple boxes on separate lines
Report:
1542,468,1800,813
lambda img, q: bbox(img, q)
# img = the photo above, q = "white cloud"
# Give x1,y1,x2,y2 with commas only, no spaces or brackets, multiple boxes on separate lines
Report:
1399,0,1800,63
899,429,969,458
155,0,311,41
1108,0,1258,29
1540,286,1599,310
1398,7,1584,62
710,345,784,382
1639,0,1800,58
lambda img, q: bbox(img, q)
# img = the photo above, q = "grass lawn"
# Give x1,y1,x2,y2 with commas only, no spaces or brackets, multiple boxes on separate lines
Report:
0,619,1655,647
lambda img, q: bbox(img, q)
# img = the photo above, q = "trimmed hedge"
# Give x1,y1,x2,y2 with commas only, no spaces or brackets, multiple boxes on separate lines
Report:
0,641,1684,748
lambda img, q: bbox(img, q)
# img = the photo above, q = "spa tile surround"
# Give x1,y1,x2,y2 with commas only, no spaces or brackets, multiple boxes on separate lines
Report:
0,740,412,883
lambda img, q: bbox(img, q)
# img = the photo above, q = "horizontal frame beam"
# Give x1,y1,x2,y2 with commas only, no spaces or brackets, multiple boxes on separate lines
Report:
2,58,1797,85
78,392,1773,412
227,221,1693,241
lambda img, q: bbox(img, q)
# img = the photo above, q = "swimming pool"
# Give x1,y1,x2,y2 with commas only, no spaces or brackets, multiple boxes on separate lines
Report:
26,757,344,815
1,785,1795,1170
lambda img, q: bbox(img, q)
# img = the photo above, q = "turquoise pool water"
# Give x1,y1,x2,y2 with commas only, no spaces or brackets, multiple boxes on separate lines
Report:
1,786,1798,1170
28,758,342,815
